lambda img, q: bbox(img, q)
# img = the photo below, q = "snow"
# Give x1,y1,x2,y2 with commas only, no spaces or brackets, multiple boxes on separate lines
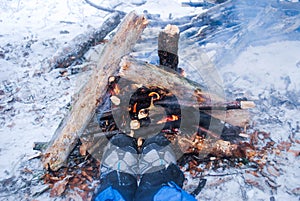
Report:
1,0,300,200
198,40,300,201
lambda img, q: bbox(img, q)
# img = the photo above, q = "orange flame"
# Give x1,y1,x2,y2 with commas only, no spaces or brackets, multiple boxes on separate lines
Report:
112,84,120,95
157,115,179,124
133,102,137,113
148,92,160,101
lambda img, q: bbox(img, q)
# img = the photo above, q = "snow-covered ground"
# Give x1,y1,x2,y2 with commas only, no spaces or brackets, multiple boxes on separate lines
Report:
0,0,300,200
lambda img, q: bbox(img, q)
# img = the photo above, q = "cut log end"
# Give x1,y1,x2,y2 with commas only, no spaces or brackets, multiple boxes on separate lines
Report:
240,101,256,109
164,24,180,36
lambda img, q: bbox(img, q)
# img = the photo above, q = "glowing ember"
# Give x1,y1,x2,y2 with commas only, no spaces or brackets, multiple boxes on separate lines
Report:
157,115,179,124
148,91,160,100
133,102,138,113
113,84,120,95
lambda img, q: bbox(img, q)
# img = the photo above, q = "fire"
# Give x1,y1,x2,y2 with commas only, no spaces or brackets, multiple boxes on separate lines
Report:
133,102,137,113
157,115,179,124
113,84,120,95
148,92,160,100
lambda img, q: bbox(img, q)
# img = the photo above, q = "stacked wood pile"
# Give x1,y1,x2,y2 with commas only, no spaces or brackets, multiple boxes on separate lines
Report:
33,10,300,200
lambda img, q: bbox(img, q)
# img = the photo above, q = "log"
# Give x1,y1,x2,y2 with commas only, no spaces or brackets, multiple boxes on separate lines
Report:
155,99,255,111
156,24,252,128
120,56,220,106
49,12,123,70
205,109,250,127
158,24,180,71
118,56,250,127
42,11,148,171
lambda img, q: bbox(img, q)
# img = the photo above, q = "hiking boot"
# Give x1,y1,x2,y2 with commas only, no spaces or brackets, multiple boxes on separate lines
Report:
136,133,185,201
95,133,139,201
100,133,139,176
138,133,177,174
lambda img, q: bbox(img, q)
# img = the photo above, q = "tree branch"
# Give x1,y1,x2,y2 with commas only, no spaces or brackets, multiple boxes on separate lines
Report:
84,0,126,16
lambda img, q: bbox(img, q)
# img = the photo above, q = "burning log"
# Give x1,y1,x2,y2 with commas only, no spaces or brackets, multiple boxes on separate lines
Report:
157,25,253,129
118,56,251,127
42,11,148,171
154,99,255,111
119,56,213,104
49,12,123,70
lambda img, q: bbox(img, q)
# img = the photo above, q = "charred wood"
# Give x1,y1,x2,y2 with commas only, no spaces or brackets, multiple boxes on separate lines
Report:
158,25,180,71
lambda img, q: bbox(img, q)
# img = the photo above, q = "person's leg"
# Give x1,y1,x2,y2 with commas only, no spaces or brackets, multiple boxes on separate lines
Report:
135,133,197,201
94,133,138,201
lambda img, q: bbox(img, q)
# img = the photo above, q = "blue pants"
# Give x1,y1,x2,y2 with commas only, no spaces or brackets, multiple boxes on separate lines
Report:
95,181,197,201
94,165,197,201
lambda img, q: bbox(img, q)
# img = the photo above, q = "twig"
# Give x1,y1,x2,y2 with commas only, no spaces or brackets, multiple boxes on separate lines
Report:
32,185,51,197
178,0,234,32
191,178,207,197
82,130,119,138
198,126,220,139
205,171,240,177
191,0,234,22
84,0,126,15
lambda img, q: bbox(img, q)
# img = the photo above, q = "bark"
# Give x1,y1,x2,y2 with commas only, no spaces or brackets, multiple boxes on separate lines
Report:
42,11,148,171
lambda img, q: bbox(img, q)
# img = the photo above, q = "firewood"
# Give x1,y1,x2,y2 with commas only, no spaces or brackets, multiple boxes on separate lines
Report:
42,11,148,171
154,99,255,111
49,12,123,70
205,109,250,127
158,24,180,71
110,95,121,105
119,56,214,104
118,56,249,127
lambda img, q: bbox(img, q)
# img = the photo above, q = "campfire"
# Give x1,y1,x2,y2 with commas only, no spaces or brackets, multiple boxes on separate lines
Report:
34,11,296,200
